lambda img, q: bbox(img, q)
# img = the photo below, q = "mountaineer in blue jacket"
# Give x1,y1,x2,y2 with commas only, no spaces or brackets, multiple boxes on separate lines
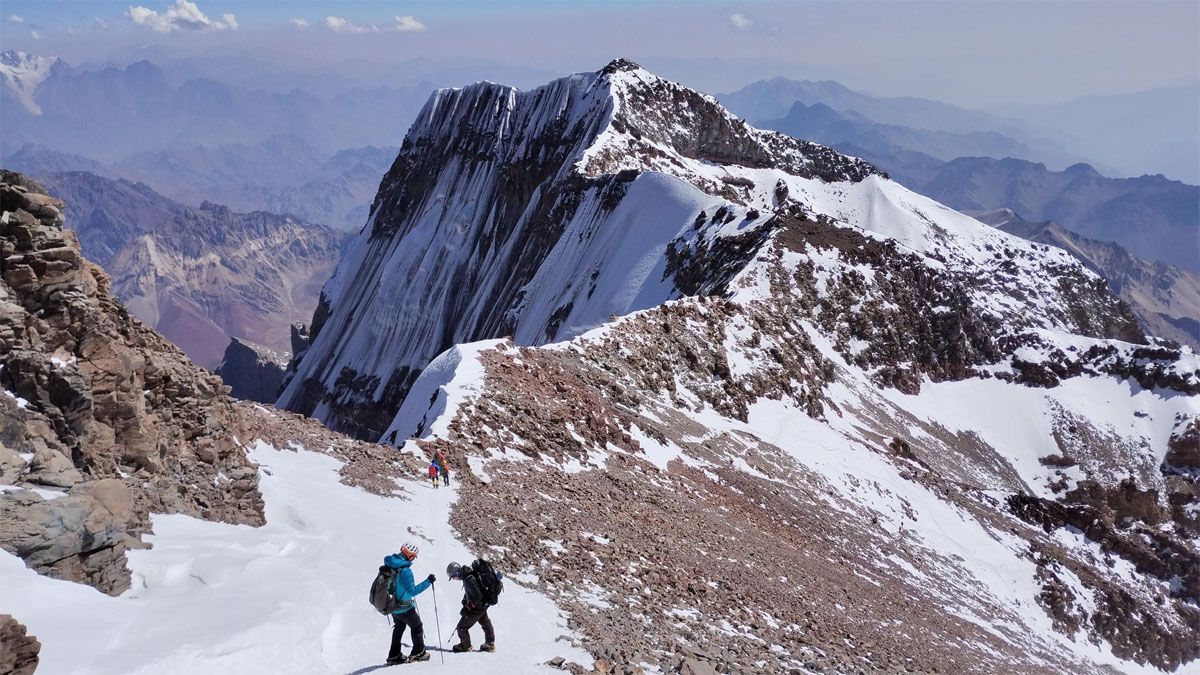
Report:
384,542,436,664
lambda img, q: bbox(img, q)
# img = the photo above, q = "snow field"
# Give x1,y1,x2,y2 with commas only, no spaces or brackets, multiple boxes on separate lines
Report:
0,441,590,674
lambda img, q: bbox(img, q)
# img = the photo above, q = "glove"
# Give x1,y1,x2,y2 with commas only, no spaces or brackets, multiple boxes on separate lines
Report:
427,574,436,584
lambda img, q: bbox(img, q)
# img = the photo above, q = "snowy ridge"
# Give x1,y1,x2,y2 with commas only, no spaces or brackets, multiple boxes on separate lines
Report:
397,259,1196,672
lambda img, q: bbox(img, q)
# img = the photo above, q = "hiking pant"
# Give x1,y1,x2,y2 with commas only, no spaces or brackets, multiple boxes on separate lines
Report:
456,605,494,646
441,470,449,486
388,608,425,660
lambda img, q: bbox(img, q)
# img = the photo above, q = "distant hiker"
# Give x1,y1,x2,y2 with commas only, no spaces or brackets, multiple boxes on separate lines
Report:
446,559,504,653
383,542,436,664
428,461,440,489
434,450,450,485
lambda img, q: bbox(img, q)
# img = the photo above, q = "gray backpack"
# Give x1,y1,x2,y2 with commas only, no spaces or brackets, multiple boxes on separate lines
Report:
369,565,398,614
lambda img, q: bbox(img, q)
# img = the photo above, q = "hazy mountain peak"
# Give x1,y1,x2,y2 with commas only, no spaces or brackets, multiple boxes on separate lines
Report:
0,50,65,115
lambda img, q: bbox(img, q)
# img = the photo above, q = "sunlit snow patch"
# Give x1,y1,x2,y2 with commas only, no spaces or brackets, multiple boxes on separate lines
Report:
0,441,589,674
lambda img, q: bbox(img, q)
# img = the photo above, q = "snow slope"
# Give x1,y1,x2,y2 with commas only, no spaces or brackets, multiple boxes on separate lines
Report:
0,50,61,115
0,442,589,674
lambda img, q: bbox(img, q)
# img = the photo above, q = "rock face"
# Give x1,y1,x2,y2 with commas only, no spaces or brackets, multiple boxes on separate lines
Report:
216,337,288,404
0,614,40,675
975,208,1200,350
279,60,877,440
34,171,350,369
296,62,1196,672
0,170,264,593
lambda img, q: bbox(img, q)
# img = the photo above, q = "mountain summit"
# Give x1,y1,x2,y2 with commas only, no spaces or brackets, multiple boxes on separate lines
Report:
278,60,879,438
278,61,1197,672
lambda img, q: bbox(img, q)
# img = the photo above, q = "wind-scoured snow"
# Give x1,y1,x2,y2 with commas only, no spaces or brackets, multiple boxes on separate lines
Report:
0,442,589,674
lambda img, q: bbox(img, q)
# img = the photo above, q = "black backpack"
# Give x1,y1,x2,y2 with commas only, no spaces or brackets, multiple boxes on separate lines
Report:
370,565,399,614
470,558,503,606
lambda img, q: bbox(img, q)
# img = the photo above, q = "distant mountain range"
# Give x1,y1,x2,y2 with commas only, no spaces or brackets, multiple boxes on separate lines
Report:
720,77,1096,172
759,101,1070,166
721,75,1200,184
842,145,1199,271
738,97,1198,271
0,51,428,163
975,208,1199,349
36,171,351,368
4,141,396,231
1002,82,1200,185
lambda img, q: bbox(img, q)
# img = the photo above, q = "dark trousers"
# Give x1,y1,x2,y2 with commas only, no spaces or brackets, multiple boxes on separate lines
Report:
441,471,449,485
388,608,425,660
455,605,494,646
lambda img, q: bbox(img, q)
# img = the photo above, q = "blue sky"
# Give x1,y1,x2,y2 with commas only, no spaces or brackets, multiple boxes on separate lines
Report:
2,1,1197,106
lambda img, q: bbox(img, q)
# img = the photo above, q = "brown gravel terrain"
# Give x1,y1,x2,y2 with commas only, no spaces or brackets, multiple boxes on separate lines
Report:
407,227,1199,674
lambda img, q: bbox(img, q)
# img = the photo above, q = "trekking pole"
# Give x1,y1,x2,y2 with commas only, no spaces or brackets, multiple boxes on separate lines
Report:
432,580,445,664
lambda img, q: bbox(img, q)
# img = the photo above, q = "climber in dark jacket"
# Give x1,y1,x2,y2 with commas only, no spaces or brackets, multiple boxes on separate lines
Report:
384,542,435,664
447,561,497,652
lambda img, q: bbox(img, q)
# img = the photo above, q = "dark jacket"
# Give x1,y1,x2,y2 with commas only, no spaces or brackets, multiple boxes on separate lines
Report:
461,571,483,607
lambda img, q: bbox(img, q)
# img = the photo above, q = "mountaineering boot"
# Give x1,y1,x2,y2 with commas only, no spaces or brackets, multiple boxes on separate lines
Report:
407,651,431,662
480,643,495,652
385,656,405,665
451,643,472,653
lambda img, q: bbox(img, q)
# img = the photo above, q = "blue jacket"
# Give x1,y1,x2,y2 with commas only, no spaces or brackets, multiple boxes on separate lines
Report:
384,554,431,614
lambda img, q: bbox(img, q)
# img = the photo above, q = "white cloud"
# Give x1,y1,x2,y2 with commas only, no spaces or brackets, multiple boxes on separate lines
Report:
29,30,42,40
7,14,25,24
324,16,378,33
392,15,425,32
127,0,238,33
94,17,112,30
291,18,310,29
727,11,777,34
66,27,80,35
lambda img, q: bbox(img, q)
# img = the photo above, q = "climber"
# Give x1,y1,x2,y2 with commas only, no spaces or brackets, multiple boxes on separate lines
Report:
434,449,451,486
428,460,440,489
384,542,436,664
446,559,504,653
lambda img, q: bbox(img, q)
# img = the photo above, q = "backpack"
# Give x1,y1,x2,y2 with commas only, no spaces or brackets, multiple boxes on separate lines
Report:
470,558,503,606
370,565,399,614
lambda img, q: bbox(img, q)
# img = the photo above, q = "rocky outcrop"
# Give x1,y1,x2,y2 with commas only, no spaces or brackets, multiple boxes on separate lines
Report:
0,170,263,593
0,614,40,675
411,243,1197,672
976,208,1200,350
36,171,350,369
216,337,288,404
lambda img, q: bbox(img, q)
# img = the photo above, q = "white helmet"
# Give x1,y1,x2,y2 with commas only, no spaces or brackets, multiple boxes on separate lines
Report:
400,542,420,559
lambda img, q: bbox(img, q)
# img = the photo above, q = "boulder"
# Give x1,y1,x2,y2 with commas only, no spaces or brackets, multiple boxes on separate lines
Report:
0,478,140,593
216,337,287,404
0,614,40,675
24,447,82,488
0,444,27,484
